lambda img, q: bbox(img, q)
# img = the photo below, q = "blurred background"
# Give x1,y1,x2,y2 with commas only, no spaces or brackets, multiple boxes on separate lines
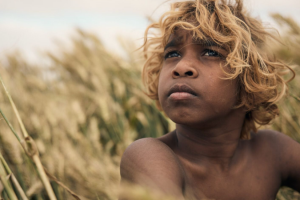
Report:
1,0,300,63
0,0,300,199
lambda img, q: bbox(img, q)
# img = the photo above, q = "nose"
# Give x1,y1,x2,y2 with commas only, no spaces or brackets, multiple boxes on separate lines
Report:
172,58,199,79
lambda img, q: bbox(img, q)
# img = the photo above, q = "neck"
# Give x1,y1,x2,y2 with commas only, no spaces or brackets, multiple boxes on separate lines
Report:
174,117,244,171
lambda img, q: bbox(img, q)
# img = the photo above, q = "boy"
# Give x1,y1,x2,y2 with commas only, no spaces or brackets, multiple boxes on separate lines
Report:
120,0,300,199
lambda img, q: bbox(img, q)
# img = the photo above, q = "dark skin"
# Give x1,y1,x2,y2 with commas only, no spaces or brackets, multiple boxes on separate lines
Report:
120,31,300,200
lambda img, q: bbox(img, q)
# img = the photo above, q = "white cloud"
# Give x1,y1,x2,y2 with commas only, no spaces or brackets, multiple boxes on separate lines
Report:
0,0,299,62
0,0,167,17
0,17,146,63
1,0,298,17
0,19,73,63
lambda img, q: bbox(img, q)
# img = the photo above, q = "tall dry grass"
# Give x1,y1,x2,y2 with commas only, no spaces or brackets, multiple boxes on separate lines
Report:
0,15,299,200
0,29,169,199
269,14,300,200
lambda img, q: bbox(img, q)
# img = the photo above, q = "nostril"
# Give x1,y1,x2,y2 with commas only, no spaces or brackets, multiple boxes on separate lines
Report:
173,71,180,76
185,71,193,76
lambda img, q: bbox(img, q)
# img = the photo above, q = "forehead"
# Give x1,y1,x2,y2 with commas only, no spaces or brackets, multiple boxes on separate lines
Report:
166,30,193,44
165,29,221,50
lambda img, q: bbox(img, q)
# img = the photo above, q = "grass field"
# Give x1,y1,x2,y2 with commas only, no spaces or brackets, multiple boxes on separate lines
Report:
0,15,299,200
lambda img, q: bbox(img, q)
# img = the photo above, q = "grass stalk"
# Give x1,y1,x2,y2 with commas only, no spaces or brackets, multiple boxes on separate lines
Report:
0,76,29,138
44,169,81,200
0,154,28,200
0,109,21,143
0,158,18,200
0,75,57,200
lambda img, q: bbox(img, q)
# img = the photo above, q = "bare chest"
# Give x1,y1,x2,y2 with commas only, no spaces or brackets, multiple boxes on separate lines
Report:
179,157,281,200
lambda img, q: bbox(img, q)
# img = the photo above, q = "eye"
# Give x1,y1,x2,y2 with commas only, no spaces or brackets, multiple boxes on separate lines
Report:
164,51,181,59
203,49,221,57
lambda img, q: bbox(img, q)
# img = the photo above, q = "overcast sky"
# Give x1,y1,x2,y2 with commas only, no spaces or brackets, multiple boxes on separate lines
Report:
0,0,299,63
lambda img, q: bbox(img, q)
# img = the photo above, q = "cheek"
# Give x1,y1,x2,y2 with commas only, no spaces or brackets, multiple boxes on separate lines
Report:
157,68,168,102
157,75,163,98
208,79,239,108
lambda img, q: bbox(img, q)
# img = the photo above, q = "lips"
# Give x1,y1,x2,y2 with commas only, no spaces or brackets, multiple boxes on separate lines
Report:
167,84,197,98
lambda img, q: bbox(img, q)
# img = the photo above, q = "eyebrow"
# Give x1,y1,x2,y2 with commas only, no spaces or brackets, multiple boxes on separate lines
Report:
191,37,225,51
193,38,221,47
164,37,225,51
164,36,184,51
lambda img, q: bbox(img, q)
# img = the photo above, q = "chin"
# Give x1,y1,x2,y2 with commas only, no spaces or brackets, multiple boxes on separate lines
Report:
166,110,202,125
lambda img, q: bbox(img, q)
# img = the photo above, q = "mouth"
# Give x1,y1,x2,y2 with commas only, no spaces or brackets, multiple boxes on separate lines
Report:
167,84,197,100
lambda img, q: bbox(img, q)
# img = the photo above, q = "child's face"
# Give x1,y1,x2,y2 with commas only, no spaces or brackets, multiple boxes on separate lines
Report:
158,30,243,128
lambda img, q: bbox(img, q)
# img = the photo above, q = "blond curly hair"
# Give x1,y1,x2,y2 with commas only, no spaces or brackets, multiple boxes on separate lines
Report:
142,0,294,139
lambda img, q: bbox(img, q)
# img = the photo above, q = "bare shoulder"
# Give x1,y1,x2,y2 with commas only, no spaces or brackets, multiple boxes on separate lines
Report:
121,137,182,172
120,137,185,197
249,129,299,159
250,129,299,151
251,129,300,191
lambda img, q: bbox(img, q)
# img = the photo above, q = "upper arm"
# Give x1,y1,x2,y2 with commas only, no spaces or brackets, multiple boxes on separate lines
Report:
120,138,185,199
267,131,300,192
